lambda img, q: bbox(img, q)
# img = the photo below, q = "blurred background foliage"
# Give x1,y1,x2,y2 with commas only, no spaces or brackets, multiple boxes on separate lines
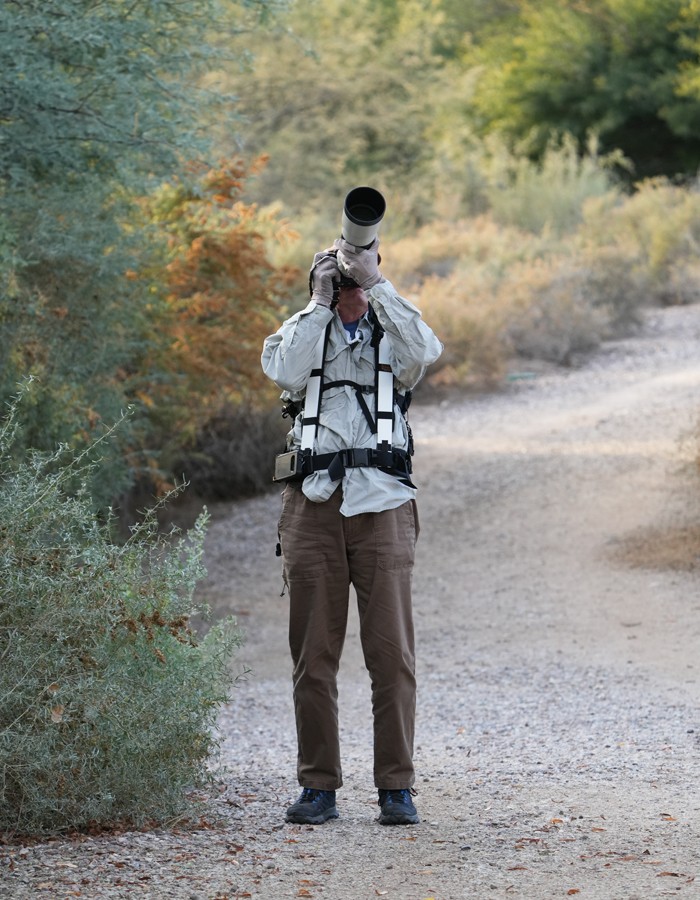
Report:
3,0,700,513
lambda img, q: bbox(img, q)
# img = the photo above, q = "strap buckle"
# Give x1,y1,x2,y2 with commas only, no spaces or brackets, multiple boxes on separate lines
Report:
345,448,370,468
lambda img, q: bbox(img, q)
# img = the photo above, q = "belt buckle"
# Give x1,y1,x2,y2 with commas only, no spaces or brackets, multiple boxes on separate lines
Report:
347,448,370,468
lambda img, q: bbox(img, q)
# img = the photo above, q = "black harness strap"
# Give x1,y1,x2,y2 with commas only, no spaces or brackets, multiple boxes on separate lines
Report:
321,379,377,433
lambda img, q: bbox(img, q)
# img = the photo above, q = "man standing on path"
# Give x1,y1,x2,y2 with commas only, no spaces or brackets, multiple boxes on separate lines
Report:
261,193,442,826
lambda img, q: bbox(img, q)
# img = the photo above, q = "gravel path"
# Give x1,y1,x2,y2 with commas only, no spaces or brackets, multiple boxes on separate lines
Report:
3,303,700,900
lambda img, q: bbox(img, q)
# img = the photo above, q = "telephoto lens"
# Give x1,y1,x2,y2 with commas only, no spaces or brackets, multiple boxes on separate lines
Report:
341,186,386,249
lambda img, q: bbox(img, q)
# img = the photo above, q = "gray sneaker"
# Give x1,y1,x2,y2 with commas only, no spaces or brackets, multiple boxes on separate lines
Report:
286,788,338,824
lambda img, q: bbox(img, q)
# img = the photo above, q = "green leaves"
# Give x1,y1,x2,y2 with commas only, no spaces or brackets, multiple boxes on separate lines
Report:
219,0,450,224
0,391,241,835
0,0,227,187
0,0,283,509
465,0,700,178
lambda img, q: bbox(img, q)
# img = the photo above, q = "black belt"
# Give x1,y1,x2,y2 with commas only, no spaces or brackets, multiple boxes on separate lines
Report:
306,447,414,485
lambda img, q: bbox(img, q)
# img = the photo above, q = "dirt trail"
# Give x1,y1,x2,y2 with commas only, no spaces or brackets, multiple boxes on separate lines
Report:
3,303,700,899
203,301,700,900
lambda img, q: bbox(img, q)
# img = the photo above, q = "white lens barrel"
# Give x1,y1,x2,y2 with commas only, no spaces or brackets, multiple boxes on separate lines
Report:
341,186,386,248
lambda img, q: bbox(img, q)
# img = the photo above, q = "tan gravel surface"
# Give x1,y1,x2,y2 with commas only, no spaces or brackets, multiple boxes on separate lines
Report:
3,302,700,900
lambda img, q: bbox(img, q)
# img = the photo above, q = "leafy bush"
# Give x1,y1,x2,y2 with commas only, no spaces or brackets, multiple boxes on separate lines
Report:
479,136,622,236
0,1,288,514
387,209,655,386
504,259,607,364
0,394,241,836
217,0,447,225
413,266,510,388
174,403,289,501
131,158,295,500
581,179,700,306
463,0,700,180
0,0,244,507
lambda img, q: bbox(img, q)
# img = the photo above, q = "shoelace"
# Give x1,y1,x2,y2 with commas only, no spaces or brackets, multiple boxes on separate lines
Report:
380,788,415,804
300,788,332,803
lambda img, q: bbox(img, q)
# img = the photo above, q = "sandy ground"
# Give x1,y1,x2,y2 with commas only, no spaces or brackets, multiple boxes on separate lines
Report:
3,302,700,899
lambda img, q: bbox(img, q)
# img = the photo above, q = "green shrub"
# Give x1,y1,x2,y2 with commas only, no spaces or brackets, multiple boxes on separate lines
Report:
0,393,241,836
478,135,622,236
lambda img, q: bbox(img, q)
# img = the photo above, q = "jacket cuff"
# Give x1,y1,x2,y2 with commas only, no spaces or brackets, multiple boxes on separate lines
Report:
299,298,335,321
367,278,394,301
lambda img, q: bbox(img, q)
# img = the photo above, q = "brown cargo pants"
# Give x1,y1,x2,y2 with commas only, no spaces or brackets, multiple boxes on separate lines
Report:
278,483,418,791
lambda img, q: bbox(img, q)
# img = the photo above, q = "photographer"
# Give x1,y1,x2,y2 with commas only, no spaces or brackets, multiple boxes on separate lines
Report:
261,200,442,826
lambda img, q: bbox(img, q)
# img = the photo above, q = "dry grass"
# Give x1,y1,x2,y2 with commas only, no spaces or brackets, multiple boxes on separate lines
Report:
381,178,700,390
413,268,509,388
383,216,551,289
581,180,700,306
387,220,615,385
503,258,607,364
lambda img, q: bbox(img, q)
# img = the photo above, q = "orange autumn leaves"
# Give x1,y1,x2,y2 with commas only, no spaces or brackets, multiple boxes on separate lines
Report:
142,157,296,445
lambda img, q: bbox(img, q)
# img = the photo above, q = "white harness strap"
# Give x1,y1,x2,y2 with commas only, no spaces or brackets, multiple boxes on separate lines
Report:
300,319,394,452
300,325,328,452
376,337,394,447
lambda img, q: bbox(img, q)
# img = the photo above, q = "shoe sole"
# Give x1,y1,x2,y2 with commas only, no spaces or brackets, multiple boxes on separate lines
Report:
378,813,420,826
286,807,339,825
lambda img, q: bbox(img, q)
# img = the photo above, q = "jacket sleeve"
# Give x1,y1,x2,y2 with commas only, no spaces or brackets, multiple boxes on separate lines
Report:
368,279,443,390
261,300,334,393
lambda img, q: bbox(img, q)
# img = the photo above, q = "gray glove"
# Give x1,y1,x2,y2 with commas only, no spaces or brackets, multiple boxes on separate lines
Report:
334,237,383,290
309,251,340,308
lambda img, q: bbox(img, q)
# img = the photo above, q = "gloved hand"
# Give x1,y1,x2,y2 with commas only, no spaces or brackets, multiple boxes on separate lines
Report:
334,237,384,290
309,251,341,308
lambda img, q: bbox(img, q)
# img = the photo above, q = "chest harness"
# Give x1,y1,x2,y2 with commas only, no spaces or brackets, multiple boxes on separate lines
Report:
281,309,414,486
